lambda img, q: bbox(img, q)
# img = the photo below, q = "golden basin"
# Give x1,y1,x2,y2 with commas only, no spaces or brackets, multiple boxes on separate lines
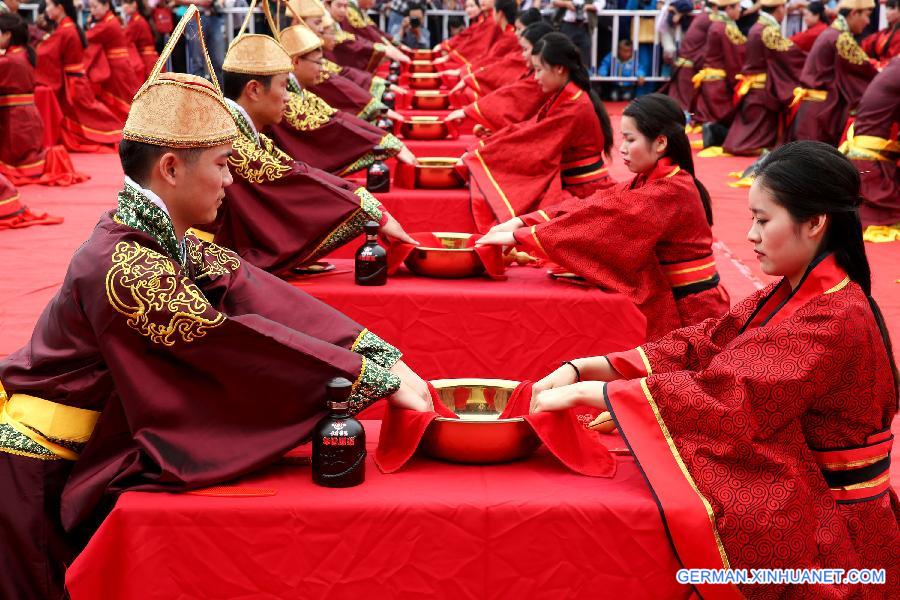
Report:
404,232,484,278
422,379,540,464
412,90,450,110
414,157,465,189
399,116,449,140
409,72,442,90
409,59,436,73
406,48,438,61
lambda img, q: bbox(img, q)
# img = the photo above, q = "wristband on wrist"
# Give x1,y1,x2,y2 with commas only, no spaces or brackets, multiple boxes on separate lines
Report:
562,360,581,382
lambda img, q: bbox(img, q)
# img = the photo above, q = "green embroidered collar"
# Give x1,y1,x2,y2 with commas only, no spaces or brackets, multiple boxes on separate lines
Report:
831,14,849,33
288,74,302,95
224,98,259,144
757,11,779,29
116,181,183,263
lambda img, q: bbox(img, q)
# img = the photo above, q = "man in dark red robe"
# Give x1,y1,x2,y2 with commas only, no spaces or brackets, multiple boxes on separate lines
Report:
0,8,430,600
693,0,746,135
215,15,416,274
788,0,879,145
841,56,900,228
723,0,807,154
268,21,415,175
662,2,716,114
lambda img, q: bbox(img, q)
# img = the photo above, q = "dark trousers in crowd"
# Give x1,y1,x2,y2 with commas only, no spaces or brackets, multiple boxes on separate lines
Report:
560,21,593,67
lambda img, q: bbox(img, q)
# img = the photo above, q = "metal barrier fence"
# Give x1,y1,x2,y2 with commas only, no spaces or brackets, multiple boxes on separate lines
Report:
15,4,889,85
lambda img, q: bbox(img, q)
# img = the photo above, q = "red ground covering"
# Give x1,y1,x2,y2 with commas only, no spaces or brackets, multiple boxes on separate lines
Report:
1,107,897,483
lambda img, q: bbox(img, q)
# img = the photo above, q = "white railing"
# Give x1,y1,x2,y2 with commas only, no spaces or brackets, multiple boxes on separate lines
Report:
16,4,891,85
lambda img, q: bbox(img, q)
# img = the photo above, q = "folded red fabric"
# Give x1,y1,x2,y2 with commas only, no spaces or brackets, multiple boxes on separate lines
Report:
393,161,468,189
375,382,616,478
386,231,506,280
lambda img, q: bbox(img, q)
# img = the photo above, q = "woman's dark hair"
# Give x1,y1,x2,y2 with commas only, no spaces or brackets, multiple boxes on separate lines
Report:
623,93,712,224
47,0,87,47
807,1,826,21
494,0,518,26
123,0,149,17
532,32,614,157
753,141,898,396
0,14,36,65
516,7,541,27
521,21,553,48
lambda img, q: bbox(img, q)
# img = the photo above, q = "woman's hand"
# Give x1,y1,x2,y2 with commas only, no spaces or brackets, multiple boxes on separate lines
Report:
389,360,430,403
530,381,607,414
472,124,493,138
531,362,579,398
486,217,524,234
445,109,466,122
474,230,516,247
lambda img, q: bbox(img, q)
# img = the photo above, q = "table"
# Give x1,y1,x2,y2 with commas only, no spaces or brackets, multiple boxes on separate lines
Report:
291,259,646,382
65,421,692,600
403,133,475,158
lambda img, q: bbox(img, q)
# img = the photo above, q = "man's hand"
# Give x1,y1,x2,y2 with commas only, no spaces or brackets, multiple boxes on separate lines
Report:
380,213,419,245
388,382,434,412
390,84,409,94
390,360,431,404
387,109,405,122
397,145,417,165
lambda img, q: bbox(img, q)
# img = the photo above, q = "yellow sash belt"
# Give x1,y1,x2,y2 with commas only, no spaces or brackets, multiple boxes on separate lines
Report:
691,68,727,89
0,383,99,460
734,72,767,99
839,124,900,161
674,57,695,69
790,87,828,108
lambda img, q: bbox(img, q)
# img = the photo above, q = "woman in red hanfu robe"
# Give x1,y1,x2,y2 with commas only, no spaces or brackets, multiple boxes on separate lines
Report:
790,1,829,52
0,171,64,229
84,0,141,123
438,1,491,58
530,141,899,600
861,0,899,65
478,95,728,340
122,0,158,80
662,3,715,113
842,56,900,228
463,33,615,231
692,0,746,126
722,4,807,155
35,0,121,152
788,4,879,146
0,14,87,186
447,22,553,133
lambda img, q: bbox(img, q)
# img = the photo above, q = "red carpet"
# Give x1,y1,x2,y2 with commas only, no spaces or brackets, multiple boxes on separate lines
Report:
1,109,897,484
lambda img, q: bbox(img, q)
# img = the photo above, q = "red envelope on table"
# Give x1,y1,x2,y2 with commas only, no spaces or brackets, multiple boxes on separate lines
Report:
386,232,506,280
375,382,617,478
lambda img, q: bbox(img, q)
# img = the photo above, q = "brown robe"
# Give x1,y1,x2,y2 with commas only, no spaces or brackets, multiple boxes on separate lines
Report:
663,11,713,113
788,19,878,145
693,15,746,125
723,17,806,155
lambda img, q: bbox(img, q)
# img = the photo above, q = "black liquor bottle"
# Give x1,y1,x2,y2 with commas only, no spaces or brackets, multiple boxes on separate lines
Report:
388,61,401,84
365,145,390,193
312,377,366,488
354,220,388,286
374,108,394,133
382,88,396,110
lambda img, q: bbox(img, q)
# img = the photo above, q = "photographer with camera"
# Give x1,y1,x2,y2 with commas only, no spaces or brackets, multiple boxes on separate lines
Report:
393,2,430,48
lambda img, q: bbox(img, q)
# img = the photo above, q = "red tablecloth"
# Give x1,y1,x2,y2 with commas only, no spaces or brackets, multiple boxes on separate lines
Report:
65,421,692,600
34,85,63,148
291,259,646,383
403,133,475,158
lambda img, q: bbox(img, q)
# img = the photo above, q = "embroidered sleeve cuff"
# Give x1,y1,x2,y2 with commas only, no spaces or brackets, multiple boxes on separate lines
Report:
351,328,403,368
348,357,401,415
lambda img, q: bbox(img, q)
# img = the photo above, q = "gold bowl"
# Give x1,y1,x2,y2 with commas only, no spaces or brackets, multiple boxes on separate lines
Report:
414,157,465,189
412,90,450,110
406,48,438,61
404,232,484,278
409,59,436,73
422,379,540,464
409,72,442,90
399,116,449,140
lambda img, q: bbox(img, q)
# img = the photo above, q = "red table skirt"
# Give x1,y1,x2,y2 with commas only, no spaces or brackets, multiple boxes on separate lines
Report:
403,133,475,158
291,259,646,384
34,85,63,148
65,421,691,600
